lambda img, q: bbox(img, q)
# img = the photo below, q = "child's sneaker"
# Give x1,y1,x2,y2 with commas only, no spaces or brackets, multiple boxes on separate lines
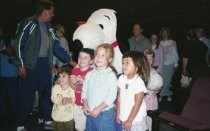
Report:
38,118,44,124
167,96,172,101
17,126,28,131
44,121,54,130
158,97,162,102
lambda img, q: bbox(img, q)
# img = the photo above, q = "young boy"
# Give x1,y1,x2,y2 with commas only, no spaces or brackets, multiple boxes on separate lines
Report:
70,48,94,131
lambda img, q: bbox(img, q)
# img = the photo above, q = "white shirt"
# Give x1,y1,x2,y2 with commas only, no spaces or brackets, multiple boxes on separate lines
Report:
160,39,179,67
118,74,147,122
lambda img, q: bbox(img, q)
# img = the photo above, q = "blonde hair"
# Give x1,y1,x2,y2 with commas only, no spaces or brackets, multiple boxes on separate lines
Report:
54,24,65,36
96,43,117,75
144,48,155,58
96,43,114,65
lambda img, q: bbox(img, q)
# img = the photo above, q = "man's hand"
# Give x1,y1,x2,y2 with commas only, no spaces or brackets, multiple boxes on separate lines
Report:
69,60,77,67
19,67,27,78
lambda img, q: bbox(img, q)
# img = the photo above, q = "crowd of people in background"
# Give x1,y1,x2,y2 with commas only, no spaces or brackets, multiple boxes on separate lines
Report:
0,0,210,131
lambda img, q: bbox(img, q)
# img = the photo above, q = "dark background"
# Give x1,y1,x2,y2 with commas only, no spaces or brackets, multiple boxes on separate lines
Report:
1,0,210,43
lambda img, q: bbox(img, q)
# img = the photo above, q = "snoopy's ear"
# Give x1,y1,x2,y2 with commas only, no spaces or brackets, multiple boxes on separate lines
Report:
72,39,83,62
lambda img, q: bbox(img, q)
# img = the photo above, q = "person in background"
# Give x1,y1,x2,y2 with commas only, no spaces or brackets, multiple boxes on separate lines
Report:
128,23,152,53
0,27,18,127
13,1,73,130
51,65,75,131
182,29,208,77
144,49,163,131
116,51,150,131
82,44,118,131
53,24,70,68
195,27,210,66
51,24,71,85
69,48,94,131
150,33,164,74
159,27,179,102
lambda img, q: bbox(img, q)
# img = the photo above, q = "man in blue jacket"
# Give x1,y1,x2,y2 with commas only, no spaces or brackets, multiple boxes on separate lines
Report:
14,1,73,131
0,28,18,129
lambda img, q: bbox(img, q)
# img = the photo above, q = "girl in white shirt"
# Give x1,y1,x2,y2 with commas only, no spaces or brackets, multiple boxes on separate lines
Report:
116,51,150,131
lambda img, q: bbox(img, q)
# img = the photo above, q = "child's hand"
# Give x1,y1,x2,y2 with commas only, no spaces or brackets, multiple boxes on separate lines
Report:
76,75,84,81
62,97,72,105
123,120,132,130
153,87,161,93
90,107,101,118
70,75,77,84
116,115,121,124
83,105,91,115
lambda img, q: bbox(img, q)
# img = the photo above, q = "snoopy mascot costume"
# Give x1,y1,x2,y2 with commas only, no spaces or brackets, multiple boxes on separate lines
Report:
73,8,123,73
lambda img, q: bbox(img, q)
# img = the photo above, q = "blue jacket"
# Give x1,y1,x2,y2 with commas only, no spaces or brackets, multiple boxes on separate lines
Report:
0,39,17,77
14,16,71,69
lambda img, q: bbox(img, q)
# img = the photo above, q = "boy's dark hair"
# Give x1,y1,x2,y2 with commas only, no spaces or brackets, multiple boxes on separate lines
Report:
36,0,55,16
80,48,94,59
59,64,72,75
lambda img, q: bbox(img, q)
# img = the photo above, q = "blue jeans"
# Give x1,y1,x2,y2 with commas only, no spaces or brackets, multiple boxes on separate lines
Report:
86,107,115,131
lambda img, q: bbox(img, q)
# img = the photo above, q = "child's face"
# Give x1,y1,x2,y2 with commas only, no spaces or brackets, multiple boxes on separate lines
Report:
94,47,110,70
78,52,92,70
58,73,70,87
151,34,158,44
146,54,154,66
122,57,138,79
55,30,62,38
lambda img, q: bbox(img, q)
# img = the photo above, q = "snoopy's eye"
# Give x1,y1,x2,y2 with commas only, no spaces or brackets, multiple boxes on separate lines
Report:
104,15,110,20
99,24,104,29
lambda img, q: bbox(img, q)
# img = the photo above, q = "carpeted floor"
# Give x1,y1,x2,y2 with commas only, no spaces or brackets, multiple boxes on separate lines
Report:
0,99,182,131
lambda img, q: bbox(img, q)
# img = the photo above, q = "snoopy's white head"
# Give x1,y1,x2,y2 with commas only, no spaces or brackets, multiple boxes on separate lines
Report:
73,8,117,48
72,8,122,73
87,9,117,44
